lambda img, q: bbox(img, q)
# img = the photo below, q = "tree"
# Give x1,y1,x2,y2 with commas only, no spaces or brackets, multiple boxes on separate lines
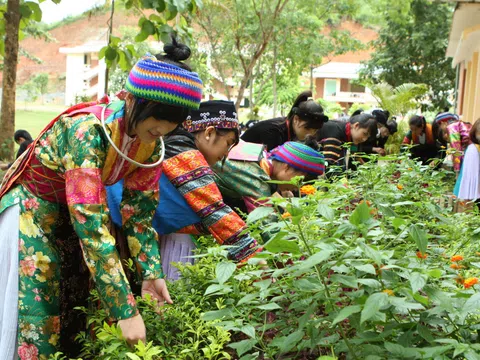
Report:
196,0,364,111
359,0,456,111
369,82,429,117
32,73,48,104
0,0,59,159
20,77,39,109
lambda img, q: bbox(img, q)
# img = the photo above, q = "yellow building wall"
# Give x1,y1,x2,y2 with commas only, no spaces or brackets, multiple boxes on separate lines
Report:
474,52,480,123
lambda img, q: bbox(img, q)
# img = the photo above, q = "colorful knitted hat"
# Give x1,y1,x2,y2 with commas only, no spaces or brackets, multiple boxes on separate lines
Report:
183,100,239,133
126,54,203,110
434,112,459,125
269,142,325,176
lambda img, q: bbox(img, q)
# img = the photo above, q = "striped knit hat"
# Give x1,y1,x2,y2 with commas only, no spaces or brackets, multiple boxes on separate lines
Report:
269,142,325,176
434,112,459,125
126,54,203,110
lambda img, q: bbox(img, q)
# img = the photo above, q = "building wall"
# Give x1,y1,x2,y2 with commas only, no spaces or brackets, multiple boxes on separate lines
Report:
340,79,350,92
315,78,325,98
458,49,480,123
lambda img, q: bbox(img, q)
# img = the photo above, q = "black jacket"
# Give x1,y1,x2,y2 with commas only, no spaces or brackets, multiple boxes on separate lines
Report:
241,117,289,151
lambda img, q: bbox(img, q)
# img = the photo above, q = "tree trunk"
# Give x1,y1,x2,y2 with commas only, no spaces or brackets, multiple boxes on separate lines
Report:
0,0,21,160
272,38,278,117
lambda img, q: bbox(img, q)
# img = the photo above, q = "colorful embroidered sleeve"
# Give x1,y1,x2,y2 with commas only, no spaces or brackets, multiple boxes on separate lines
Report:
449,122,472,171
320,138,344,166
402,131,413,145
121,148,164,280
162,150,259,262
63,116,138,320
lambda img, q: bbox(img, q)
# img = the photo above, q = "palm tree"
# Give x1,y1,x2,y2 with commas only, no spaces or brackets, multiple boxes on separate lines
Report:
369,82,429,117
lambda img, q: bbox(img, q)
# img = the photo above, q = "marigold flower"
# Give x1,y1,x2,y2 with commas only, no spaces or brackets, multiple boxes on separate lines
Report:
476,252,480,257
451,255,464,262
300,185,316,195
383,289,394,296
450,263,464,270
397,184,404,190
416,251,427,259
281,212,291,219
454,158,461,164
464,277,479,289
408,168,413,171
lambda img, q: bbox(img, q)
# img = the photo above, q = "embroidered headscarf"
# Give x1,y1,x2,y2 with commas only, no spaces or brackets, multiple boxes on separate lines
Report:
269,141,325,176
183,100,239,132
126,54,203,110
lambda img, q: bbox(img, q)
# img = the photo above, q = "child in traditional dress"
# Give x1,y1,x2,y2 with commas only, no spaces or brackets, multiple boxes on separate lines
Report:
213,138,325,213
0,39,203,358
454,118,480,206
241,90,328,151
107,101,260,280
402,115,443,165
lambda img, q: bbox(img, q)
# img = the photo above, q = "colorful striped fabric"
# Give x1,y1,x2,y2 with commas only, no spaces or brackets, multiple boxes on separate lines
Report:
434,112,459,125
269,141,325,175
126,55,203,110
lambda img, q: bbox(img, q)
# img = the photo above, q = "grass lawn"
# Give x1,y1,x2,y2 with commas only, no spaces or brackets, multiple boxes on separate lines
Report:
15,109,60,139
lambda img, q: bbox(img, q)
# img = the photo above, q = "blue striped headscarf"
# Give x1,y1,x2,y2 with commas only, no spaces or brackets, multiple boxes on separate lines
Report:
268,141,325,175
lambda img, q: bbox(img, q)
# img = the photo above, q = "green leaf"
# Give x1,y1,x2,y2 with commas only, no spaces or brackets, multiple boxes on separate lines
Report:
299,250,333,270
278,330,304,353
354,264,376,275
417,324,434,343
216,261,236,285
361,292,388,323
237,294,258,306
201,308,233,321
330,275,358,288
257,303,282,310
247,206,274,223
229,339,257,357
360,243,383,266
317,203,335,221
265,238,301,254
409,224,428,254
240,325,255,338
409,272,426,293
384,342,418,357
105,47,118,61
461,292,480,316
428,269,442,278
350,201,371,226
25,2,42,21
332,305,362,326
204,284,231,296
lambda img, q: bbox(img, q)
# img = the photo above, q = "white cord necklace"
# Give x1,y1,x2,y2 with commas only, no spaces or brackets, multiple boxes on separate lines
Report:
100,103,165,168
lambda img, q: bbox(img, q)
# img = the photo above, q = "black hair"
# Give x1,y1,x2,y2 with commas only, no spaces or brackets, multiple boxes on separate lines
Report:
351,109,364,117
286,90,328,136
385,119,398,135
469,118,480,145
14,130,33,142
372,109,389,126
349,113,377,137
409,115,426,130
126,36,193,135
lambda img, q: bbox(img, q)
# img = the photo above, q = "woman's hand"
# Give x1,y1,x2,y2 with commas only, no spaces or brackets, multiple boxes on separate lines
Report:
373,147,386,156
118,314,146,347
141,278,173,308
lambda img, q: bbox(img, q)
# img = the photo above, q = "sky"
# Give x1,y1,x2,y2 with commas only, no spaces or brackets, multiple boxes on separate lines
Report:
39,0,106,24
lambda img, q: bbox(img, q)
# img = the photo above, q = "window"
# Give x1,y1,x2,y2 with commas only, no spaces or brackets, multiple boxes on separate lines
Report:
350,82,365,93
325,79,337,96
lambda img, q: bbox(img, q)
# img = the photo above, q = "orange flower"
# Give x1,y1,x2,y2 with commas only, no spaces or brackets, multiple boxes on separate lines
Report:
281,212,291,219
408,168,413,171
476,252,480,257
450,263,464,270
416,251,427,259
300,185,316,195
397,184,404,190
383,289,394,296
454,158,461,164
464,277,479,289
451,255,464,262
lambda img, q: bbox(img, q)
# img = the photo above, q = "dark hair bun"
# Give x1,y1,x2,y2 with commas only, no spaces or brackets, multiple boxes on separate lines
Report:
163,35,191,62
304,135,320,151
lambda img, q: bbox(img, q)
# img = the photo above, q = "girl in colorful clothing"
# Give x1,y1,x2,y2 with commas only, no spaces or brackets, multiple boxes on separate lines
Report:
433,113,472,176
0,40,203,358
241,90,329,151
316,113,377,171
402,115,443,165
454,118,480,206
213,138,325,213
107,100,260,280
